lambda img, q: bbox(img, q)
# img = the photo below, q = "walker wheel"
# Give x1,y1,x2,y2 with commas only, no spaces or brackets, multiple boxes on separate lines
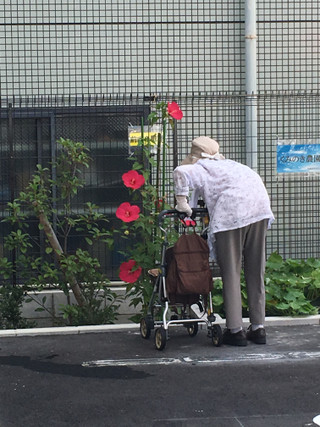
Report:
140,317,151,339
187,322,199,337
155,327,167,351
211,324,223,347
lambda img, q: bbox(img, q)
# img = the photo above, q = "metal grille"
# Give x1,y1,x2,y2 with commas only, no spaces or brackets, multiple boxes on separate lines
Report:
1,93,320,281
1,1,320,280
0,97,150,279
1,1,319,97
0,1,246,96
257,92,320,259
257,0,320,92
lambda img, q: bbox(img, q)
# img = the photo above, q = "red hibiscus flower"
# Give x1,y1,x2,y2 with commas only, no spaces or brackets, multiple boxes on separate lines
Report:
167,101,183,120
119,259,142,283
122,170,145,189
116,202,140,222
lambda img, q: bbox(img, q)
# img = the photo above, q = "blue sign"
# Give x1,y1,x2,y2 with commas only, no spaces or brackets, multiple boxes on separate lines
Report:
277,143,320,173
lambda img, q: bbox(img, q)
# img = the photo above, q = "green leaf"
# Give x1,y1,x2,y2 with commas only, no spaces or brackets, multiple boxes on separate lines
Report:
86,237,93,246
306,258,320,268
276,302,290,310
266,252,284,270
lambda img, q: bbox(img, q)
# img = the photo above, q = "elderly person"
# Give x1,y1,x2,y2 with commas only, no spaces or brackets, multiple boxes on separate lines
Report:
174,136,274,346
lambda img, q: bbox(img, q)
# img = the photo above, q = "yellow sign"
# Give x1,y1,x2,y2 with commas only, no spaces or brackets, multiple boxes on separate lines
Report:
128,126,162,147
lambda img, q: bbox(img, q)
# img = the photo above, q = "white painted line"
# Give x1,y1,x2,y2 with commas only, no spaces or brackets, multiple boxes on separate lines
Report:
82,357,182,367
195,351,320,364
82,351,320,368
313,415,320,426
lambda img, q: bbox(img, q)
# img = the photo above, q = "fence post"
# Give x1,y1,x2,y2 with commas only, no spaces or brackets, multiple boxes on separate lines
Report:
50,113,57,233
245,0,258,170
8,102,17,286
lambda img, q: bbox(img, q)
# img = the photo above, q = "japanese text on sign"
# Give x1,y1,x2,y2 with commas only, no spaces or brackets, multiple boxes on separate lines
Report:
277,141,320,173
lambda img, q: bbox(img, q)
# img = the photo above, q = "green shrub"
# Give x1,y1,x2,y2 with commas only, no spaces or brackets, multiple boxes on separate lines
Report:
0,286,35,329
211,251,320,317
0,138,120,327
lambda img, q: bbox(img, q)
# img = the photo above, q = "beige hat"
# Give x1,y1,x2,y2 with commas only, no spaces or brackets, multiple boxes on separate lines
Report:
181,136,222,165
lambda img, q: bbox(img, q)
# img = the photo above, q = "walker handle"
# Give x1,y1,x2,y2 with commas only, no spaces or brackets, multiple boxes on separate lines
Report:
158,208,208,227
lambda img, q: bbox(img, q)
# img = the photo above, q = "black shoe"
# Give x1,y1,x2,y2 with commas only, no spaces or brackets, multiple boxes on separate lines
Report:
246,325,266,344
223,329,247,346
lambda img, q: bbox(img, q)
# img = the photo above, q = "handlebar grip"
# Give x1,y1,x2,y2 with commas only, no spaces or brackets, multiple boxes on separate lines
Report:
158,208,208,227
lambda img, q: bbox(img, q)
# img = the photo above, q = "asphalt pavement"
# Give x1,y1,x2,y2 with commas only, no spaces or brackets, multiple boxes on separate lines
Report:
0,319,319,427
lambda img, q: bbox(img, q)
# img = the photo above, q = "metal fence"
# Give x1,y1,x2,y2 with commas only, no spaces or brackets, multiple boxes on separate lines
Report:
1,92,320,280
1,0,320,280
1,1,319,97
0,95,151,280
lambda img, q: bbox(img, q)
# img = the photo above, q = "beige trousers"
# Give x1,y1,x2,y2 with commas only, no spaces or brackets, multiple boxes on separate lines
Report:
215,219,269,330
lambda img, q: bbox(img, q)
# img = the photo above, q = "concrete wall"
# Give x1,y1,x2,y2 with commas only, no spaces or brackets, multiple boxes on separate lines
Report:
22,285,141,327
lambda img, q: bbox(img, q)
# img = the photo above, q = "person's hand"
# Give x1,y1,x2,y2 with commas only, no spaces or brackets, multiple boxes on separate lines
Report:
175,195,192,217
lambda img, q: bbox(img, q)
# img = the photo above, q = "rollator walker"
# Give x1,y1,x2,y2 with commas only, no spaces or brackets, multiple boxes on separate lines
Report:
140,208,223,350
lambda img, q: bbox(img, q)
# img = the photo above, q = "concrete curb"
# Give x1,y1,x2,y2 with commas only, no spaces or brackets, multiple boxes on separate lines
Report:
1,314,319,337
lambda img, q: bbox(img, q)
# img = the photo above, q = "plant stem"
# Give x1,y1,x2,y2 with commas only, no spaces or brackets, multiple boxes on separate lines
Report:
38,211,86,307
162,119,167,210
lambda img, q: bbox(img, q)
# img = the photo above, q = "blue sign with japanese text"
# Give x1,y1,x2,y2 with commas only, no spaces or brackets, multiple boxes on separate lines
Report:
277,143,320,173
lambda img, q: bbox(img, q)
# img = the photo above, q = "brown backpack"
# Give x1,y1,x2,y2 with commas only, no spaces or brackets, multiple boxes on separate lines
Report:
165,232,213,303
